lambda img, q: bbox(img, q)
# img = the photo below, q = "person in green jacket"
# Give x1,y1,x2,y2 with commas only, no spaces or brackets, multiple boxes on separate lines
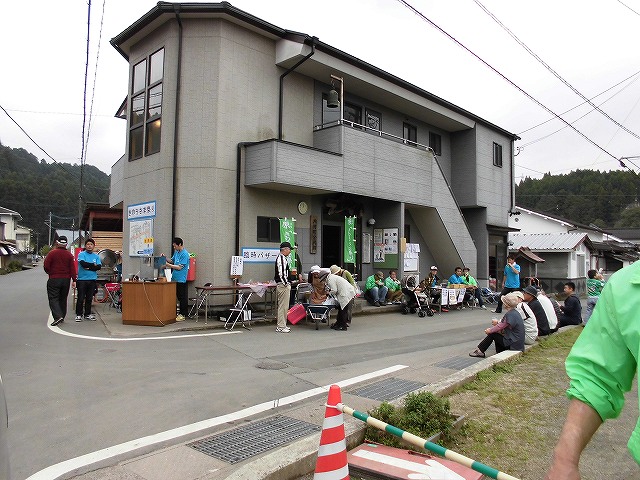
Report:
584,269,605,325
384,269,403,303
545,261,640,479
461,267,486,309
364,271,388,307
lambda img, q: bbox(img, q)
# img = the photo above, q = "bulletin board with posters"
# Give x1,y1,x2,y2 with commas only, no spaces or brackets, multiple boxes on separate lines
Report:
372,228,398,269
129,219,154,257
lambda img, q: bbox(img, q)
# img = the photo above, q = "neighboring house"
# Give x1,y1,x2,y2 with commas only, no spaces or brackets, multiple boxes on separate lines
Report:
509,232,592,295
15,225,32,252
0,206,21,243
109,3,518,288
509,206,638,274
80,202,123,252
0,206,23,269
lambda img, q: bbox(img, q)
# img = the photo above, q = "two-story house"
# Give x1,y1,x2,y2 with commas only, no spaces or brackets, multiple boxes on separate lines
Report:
109,2,518,288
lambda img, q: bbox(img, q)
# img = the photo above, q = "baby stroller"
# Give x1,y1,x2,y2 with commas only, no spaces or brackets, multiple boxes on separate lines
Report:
401,274,434,317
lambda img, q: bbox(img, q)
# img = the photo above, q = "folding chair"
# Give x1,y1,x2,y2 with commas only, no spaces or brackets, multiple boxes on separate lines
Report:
225,291,252,331
104,283,122,313
189,282,212,319
480,287,499,305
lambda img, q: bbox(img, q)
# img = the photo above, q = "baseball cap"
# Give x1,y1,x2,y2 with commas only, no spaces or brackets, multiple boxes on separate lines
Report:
57,236,68,245
430,265,438,270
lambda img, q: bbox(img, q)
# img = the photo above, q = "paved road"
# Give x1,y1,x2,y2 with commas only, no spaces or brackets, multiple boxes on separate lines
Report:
0,267,488,480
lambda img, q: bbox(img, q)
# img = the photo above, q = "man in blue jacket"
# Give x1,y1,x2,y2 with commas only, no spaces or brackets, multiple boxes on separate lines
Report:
75,238,101,321
164,237,190,321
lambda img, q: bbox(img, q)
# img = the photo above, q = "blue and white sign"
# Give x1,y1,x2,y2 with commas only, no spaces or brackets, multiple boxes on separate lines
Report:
241,247,280,263
127,201,156,220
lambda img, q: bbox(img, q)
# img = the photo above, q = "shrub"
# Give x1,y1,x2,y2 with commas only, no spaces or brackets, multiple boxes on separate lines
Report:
365,391,454,448
6,261,23,273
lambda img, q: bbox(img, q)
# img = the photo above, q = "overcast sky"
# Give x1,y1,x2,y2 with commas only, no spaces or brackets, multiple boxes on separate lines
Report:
2,0,640,183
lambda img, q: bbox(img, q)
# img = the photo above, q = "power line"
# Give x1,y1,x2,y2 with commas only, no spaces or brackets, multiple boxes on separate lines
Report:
519,75,640,148
395,0,634,174
517,69,640,135
83,0,106,163
617,0,640,16
0,104,110,192
473,0,640,141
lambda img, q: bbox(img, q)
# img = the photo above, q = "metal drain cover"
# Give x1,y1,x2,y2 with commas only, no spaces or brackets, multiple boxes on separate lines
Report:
188,415,320,463
432,356,483,370
350,378,426,402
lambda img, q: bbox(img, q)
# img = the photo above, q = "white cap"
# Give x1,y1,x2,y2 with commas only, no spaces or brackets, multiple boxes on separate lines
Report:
430,265,438,270
310,265,321,273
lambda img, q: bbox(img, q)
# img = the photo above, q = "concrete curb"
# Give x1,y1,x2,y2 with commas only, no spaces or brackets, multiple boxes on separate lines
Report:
223,349,524,480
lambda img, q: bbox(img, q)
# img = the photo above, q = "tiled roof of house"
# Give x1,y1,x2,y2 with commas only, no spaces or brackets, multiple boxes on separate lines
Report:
0,206,22,218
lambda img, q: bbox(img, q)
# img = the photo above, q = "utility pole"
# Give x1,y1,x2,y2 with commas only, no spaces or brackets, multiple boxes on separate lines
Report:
47,211,52,245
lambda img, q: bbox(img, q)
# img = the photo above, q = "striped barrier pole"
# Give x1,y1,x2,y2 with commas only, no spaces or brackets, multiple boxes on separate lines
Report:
331,402,521,480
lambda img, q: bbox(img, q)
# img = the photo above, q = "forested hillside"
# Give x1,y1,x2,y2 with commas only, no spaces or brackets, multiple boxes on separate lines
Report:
516,169,640,228
0,143,110,248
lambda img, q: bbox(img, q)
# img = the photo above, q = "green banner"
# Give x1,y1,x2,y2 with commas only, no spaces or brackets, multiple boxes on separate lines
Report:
280,217,296,266
279,217,296,245
344,216,356,264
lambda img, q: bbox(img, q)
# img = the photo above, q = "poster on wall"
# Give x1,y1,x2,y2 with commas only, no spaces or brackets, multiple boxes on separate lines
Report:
129,219,154,256
373,228,385,263
383,228,398,254
362,232,371,264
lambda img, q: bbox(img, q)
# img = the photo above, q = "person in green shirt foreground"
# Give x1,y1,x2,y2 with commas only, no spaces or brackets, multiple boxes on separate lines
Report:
545,261,640,479
461,267,486,309
385,269,403,304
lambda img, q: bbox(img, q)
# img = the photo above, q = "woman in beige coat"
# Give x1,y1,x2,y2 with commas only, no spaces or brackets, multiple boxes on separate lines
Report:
326,273,357,331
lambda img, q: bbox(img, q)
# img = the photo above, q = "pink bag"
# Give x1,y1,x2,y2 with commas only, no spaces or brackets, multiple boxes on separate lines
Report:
287,303,306,325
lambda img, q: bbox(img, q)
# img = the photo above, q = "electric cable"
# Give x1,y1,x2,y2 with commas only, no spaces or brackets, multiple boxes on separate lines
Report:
518,69,640,135
83,0,106,163
617,0,640,16
395,0,633,171
473,0,640,140
0,104,110,192
519,75,640,148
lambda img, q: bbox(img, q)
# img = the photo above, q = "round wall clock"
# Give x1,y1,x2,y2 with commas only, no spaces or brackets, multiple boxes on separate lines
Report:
297,201,308,214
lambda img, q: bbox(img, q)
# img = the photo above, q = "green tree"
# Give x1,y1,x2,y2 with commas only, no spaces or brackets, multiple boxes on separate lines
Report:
614,207,640,228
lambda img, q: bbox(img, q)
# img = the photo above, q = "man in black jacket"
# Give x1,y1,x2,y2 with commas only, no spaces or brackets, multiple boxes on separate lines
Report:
522,285,550,336
556,282,582,329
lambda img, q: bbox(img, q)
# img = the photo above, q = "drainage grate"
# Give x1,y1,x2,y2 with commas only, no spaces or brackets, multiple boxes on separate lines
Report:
432,356,483,370
188,415,320,464
350,378,426,401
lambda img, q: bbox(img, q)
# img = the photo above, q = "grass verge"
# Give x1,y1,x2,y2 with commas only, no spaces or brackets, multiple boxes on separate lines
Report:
442,328,581,479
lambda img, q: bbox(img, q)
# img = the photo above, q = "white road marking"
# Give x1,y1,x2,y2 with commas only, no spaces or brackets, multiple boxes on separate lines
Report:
47,313,241,340
26,365,408,480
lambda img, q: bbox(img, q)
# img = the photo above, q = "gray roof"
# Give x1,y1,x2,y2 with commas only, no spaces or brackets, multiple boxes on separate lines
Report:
508,232,589,251
0,206,22,219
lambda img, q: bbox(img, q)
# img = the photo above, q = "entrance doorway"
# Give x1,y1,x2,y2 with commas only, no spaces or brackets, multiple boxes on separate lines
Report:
322,225,342,268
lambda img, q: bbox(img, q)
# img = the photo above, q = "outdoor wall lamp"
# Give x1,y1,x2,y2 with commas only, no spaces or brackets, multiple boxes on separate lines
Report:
367,218,376,226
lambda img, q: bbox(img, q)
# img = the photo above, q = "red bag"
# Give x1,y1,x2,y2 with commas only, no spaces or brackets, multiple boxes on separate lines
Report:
287,303,306,325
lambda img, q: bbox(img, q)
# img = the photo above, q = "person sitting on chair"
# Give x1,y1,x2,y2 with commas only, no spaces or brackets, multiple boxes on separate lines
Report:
461,267,486,309
447,266,470,310
419,266,444,310
309,265,332,305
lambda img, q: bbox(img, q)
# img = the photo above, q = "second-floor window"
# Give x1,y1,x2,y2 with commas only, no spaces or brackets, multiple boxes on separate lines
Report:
403,123,417,146
365,109,381,132
343,102,362,126
493,142,503,167
429,132,442,155
129,48,164,161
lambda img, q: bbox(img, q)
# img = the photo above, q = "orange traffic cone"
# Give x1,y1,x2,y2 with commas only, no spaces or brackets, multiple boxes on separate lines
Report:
314,384,349,480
